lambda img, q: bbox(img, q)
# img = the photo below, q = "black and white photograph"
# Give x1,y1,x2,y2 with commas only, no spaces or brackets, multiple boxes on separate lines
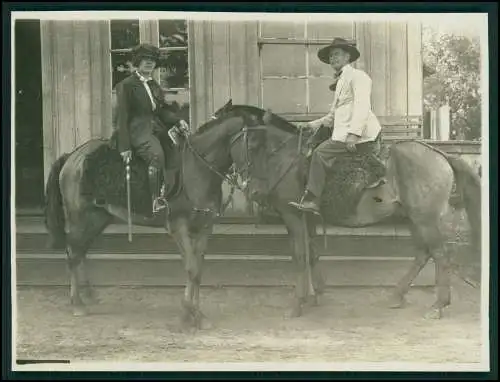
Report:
9,8,491,373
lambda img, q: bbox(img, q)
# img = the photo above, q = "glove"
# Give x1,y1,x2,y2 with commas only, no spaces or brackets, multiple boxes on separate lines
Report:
177,120,190,135
120,150,132,164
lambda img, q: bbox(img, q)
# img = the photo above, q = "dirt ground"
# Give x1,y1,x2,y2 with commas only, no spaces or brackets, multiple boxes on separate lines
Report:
13,281,486,369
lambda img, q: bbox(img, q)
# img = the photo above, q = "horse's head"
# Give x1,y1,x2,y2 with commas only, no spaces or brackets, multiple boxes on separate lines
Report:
208,102,297,203
204,101,270,202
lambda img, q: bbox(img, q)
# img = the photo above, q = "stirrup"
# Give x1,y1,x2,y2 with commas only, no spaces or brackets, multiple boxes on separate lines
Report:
153,197,168,213
366,178,387,189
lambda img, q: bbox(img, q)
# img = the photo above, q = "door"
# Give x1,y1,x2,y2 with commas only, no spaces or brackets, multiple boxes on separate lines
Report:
15,19,44,210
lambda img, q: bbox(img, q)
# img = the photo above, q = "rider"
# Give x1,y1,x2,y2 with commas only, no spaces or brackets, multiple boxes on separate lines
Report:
289,37,382,214
114,43,189,216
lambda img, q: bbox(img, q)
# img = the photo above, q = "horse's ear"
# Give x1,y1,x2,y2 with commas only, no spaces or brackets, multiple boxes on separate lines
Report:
263,109,273,125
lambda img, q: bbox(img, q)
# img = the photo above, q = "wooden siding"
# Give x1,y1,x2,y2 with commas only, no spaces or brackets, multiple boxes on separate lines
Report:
188,20,423,217
189,20,260,129
40,20,112,186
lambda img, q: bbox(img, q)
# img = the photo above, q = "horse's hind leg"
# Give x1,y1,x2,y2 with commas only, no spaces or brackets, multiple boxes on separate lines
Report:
388,250,431,308
425,244,452,319
66,208,112,315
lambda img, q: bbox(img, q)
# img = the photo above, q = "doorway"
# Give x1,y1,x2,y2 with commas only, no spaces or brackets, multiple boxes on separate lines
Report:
15,20,43,211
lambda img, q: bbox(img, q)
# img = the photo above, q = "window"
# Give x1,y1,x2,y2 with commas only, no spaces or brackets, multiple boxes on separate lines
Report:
258,21,354,121
109,19,190,123
110,20,140,88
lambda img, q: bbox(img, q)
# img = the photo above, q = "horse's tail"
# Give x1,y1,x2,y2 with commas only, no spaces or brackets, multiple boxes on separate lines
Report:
44,153,71,250
446,155,482,249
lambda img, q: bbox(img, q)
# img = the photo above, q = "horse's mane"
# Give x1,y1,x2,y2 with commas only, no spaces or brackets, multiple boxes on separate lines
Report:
195,104,299,135
229,105,300,134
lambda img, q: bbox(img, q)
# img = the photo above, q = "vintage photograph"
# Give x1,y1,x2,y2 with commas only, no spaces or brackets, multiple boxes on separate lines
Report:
11,9,489,372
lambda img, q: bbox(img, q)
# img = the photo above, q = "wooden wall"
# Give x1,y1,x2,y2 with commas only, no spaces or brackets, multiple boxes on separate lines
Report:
38,19,423,217
40,20,112,186
356,20,423,117
189,19,423,217
189,20,261,129
189,20,423,127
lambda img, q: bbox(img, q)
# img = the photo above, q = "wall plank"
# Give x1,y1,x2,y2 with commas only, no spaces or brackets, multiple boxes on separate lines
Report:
407,21,423,116
190,21,209,129
245,22,260,106
40,21,56,186
211,21,231,112
369,22,389,117
41,20,113,185
388,22,408,116
73,21,92,144
228,21,248,105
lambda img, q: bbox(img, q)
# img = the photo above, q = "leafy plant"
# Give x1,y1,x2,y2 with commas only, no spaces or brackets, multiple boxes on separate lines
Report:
422,26,481,141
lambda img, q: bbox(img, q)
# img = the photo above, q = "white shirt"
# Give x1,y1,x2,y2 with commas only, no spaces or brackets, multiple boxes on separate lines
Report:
308,64,382,143
135,71,157,111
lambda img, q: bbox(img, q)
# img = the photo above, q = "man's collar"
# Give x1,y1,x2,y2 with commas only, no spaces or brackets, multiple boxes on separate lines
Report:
338,64,353,76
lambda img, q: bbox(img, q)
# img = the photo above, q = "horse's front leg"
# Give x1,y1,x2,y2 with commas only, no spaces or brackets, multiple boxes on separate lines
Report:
306,215,325,306
191,227,212,330
170,218,197,328
282,211,309,318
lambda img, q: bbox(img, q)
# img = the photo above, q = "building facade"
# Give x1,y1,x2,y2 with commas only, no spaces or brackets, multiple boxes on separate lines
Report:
15,18,425,214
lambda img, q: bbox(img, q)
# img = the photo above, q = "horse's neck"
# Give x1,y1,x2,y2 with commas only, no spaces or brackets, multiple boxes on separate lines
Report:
267,126,299,154
192,119,234,156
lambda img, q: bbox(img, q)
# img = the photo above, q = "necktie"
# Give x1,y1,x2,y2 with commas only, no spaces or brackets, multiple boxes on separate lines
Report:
329,70,343,92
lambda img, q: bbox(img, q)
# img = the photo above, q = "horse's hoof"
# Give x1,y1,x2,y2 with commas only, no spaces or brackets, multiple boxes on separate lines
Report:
424,307,443,320
285,304,303,319
309,294,321,307
197,316,213,331
386,293,406,309
84,293,100,305
72,306,88,317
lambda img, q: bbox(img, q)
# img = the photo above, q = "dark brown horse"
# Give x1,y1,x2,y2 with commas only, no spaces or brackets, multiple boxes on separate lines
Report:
210,100,482,319
44,107,261,329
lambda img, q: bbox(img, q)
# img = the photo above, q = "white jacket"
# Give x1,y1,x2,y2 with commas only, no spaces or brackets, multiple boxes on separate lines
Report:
308,64,382,143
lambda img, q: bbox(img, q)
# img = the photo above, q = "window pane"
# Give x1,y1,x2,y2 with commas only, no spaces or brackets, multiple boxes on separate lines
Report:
159,49,189,89
309,78,335,114
259,21,305,39
110,20,140,50
111,51,134,88
307,21,354,40
262,79,307,114
308,45,335,78
159,19,188,48
261,44,306,77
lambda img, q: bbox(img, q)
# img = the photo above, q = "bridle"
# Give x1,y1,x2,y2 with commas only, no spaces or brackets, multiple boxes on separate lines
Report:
182,110,306,215
181,115,267,215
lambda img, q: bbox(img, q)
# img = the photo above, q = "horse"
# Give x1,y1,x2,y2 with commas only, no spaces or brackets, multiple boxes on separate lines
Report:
43,105,262,329
210,99,482,319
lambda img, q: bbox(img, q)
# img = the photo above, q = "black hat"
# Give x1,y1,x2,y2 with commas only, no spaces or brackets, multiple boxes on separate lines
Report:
131,43,161,64
317,37,360,64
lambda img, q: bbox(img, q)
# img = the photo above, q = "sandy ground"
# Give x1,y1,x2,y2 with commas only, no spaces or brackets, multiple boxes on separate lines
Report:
14,282,485,368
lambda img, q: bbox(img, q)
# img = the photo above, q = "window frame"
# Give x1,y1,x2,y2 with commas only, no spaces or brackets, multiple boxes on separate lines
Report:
109,19,190,92
257,21,357,118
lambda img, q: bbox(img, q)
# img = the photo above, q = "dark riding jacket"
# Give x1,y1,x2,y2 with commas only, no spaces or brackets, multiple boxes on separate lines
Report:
114,72,181,153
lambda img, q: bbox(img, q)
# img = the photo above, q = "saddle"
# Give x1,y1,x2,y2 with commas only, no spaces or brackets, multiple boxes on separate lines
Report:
82,131,183,217
307,126,388,223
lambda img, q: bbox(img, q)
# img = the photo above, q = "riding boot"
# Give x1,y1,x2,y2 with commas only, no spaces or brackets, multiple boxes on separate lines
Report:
288,189,321,214
148,165,168,215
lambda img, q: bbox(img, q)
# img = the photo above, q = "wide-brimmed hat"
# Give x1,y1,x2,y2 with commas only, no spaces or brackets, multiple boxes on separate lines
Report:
131,43,161,64
317,38,360,64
